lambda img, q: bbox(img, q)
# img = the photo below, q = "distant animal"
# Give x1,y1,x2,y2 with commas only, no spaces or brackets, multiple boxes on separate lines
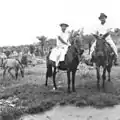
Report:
2,58,24,80
45,31,84,93
92,33,115,90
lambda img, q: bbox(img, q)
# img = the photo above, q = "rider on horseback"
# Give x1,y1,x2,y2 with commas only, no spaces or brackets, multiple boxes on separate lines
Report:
89,13,118,65
49,23,71,67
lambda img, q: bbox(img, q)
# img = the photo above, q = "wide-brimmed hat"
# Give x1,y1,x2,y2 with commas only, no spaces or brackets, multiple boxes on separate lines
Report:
98,13,107,20
59,23,69,27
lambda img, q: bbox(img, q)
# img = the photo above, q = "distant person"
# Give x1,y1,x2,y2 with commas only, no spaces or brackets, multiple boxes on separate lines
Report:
49,23,71,67
89,13,118,65
19,51,23,56
13,50,18,57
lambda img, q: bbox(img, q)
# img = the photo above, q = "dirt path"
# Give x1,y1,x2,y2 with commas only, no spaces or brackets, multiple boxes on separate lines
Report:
20,105,120,120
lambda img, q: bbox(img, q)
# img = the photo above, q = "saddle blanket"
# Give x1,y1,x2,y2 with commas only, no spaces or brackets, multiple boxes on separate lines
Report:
49,46,68,63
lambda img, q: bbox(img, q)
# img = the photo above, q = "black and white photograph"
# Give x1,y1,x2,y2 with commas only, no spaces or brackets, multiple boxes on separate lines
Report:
0,0,120,120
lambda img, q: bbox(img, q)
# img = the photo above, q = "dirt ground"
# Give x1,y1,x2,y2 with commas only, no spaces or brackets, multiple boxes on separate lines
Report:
1,60,120,92
21,105,120,120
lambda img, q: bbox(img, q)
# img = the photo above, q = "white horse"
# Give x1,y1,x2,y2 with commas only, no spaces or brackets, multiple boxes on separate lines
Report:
2,58,24,80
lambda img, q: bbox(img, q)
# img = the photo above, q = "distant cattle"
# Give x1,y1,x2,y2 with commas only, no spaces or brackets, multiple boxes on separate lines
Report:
3,58,24,80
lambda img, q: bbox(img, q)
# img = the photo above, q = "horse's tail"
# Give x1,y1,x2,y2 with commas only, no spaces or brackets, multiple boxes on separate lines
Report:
47,64,53,77
16,58,24,69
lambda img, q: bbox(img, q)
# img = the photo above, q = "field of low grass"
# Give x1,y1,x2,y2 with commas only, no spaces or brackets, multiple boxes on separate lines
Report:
0,53,120,120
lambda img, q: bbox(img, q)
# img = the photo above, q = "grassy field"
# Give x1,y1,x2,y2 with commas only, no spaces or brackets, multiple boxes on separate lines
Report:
1,53,120,120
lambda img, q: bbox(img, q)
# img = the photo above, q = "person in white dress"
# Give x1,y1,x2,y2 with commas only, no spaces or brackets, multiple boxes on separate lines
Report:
49,23,71,67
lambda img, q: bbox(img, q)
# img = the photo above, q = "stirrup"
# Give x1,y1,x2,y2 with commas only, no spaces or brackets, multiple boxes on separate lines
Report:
56,66,59,72
114,55,119,66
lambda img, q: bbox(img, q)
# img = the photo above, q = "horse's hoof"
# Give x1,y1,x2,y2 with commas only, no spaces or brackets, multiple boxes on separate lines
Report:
103,88,105,92
97,86,100,91
67,90,71,93
53,87,55,90
73,89,76,92
97,88,100,92
55,87,57,90
52,87,57,91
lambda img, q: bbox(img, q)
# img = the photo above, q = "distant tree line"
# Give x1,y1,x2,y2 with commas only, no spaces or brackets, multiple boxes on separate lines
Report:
0,28,120,57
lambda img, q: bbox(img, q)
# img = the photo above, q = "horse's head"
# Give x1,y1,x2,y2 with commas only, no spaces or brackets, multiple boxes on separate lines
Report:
70,30,84,58
92,33,109,57
73,37,84,56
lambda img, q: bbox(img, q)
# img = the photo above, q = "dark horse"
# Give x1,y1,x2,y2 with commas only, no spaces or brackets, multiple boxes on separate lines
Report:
92,33,115,90
45,34,84,92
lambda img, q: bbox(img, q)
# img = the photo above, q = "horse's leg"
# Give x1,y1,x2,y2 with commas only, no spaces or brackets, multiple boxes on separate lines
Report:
67,70,71,93
107,65,111,82
15,70,18,80
88,42,91,55
72,70,76,92
96,66,100,90
53,67,57,89
45,68,49,86
102,66,106,89
20,68,24,78
3,67,7,79
8,68,14,79
15,67,19,80
45,60,53,86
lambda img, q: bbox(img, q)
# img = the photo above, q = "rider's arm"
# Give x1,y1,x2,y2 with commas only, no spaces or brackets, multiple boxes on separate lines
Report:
58,36,68,45
106,28,115,34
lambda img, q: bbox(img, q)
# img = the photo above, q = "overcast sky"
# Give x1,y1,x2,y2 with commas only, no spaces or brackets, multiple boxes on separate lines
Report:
0,0,120,46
